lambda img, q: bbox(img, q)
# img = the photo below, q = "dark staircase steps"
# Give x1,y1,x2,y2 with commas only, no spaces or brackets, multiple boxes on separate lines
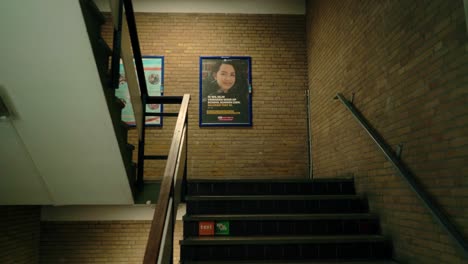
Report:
186,195,368,214
80,0,137,200
184,213,379,236
183,261,399,264
187,179,355,196
184,213,377,221
182,235,388,245
181,235,391,261
181,179,395,263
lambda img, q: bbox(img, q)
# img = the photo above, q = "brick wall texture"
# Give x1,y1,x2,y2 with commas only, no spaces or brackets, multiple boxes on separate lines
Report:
40,221,151,264
307,0,467,263
0,206,41,264
101,13,309,180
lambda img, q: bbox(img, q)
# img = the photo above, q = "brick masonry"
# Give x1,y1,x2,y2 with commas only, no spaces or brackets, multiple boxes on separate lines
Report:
36,12,309,264
101,13,309,180
36,2,467,263
0,206,41,264
306,0,467,263
39,221,151,264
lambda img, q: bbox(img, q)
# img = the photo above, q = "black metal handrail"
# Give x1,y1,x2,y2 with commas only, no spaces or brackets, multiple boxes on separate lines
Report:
109,1,123,89
109,4,191,263
122,0,148,98
118,0,186,190
335,93,468,258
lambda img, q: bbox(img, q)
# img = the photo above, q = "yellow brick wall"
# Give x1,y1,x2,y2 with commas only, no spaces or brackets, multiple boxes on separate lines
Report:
306,0,467,263
40,221,151,264
0,206,41,264
101,13,309,180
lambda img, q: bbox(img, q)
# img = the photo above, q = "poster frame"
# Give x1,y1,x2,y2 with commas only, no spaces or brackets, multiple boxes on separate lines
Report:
116,55,164,127
199,56,252,127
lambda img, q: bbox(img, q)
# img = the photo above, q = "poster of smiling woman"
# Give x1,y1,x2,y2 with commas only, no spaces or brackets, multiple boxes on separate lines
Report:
199,56,252,127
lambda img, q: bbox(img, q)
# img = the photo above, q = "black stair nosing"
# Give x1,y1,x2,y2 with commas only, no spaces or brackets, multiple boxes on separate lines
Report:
185,195,364,201
187,178,354,183
183,261,399,264
180,235,388,246
183,213,377,221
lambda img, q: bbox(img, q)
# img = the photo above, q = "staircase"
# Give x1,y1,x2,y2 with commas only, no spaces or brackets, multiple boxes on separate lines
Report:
180,179,397,263
80,0,137,195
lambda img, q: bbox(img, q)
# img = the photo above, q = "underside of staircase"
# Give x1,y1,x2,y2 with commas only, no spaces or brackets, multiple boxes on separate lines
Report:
180,179,398,263
80,0,137,197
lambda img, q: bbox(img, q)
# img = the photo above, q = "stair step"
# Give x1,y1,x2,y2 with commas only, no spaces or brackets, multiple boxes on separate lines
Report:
184,261,399,264
184,213,377,221
183,213,380,236
182,235,387,245
186,195,368,214
181,235,392,261
187,179,355,196
186,195,362,201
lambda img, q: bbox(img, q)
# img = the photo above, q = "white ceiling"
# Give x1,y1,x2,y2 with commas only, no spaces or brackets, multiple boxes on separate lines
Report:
0,1,133,205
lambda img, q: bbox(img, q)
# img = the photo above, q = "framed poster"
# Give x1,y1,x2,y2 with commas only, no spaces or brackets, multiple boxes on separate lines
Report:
115,56,164,126
199,56,252,127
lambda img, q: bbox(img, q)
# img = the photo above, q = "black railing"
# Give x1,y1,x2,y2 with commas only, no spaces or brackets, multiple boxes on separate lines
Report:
109,1,123,89
122,0,148,97
335,93,468,258
107,2,191,263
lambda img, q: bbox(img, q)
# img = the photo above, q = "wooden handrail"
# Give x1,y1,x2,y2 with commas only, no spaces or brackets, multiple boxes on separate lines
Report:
143,94,190,264
335,93,468,258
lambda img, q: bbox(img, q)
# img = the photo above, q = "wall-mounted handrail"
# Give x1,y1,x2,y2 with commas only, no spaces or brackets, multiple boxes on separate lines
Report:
335,93,468,258
143,94,190,264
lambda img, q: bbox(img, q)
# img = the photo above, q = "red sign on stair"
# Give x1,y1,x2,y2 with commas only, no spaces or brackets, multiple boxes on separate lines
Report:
198,221,215,236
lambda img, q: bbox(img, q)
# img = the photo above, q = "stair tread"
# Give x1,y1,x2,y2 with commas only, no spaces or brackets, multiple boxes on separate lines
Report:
184,261,399,264
181,235,388,245
184,213,377,221
186,195,363,201
188,178,354,183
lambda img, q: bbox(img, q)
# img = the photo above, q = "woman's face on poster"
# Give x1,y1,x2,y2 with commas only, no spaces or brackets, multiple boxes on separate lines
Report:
214,63,236,92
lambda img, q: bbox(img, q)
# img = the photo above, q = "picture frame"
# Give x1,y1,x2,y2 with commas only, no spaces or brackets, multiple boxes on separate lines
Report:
115,56,164,126
199,56,252,127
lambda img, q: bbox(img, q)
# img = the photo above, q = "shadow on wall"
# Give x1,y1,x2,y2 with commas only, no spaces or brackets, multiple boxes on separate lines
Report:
0,85,17,120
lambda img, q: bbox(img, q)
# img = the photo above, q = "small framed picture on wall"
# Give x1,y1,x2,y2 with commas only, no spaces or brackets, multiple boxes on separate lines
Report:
115,56,164,126
199,56,252,127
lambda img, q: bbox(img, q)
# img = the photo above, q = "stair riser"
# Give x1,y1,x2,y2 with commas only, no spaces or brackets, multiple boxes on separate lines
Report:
181,242,391,261
187,200,368,214
187,181,355,196
184,219,379,237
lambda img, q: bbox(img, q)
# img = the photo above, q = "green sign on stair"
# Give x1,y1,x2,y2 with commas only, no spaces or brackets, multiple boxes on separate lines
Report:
215,221,230,235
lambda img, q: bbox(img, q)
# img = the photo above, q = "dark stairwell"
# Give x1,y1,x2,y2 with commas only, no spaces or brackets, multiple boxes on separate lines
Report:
180,179,399,263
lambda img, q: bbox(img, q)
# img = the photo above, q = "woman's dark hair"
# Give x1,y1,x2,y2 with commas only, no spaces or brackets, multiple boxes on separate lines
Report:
211,60,238,77
209,60,248,95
